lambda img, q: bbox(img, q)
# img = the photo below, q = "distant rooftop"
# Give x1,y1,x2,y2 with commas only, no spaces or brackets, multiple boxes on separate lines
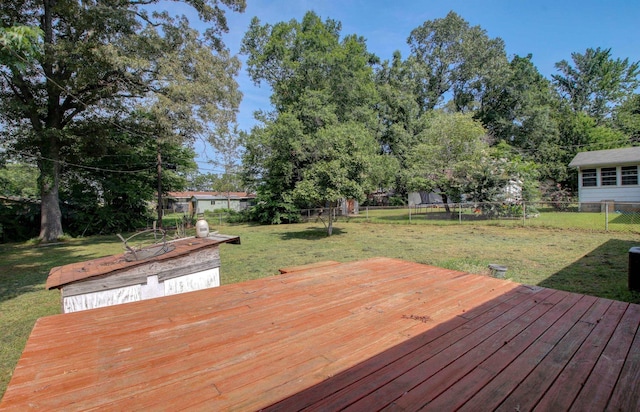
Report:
167,191,256,199
569,146,640,168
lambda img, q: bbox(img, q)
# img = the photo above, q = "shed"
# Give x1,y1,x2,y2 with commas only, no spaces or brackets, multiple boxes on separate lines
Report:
569,147,640,211
46,234,240,313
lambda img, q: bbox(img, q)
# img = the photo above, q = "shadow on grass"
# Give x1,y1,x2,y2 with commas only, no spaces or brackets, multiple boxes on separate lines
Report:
0,235,124,304
277,227,345,241
610,212,640,225
540,238,640,304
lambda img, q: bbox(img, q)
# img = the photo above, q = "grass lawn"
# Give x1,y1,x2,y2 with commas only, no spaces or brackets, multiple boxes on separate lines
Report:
2,220,640,398
356,206,640,232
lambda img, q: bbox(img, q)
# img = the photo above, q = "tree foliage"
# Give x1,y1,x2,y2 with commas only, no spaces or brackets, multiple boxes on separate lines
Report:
241,12,380,234
0,0,245,242
406,111,488,207
614,93,640,144
0,25,43,68
458,142,539,205
61,111,197,235
4,6,638,238
0,162,39,198
553,47,640,123
407,11,510,113
240,10,639,224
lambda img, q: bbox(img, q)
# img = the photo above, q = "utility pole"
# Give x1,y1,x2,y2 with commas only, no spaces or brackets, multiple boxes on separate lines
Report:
156,146,163,228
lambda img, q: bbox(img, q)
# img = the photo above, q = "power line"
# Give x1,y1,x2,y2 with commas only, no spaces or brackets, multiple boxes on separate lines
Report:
5,149,156,174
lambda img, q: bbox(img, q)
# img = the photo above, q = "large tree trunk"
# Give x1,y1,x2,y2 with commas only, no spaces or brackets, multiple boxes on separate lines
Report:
37,0,64,242
38,151,63,242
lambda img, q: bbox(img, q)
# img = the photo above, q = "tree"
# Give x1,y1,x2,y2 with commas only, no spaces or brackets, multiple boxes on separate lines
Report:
186,172,216,191
553,47,640,123
373,51,423,196
406,111,488,210
614,93,640,143
241,114,306,225
458,142,539,205
60,111,197,235
209,126,245,208
407,11,510,113
0,25,42,67
292,122,378,235
0,162,39,198
368,154,401,195
474,54,565,186
477,55,559,147
241,12,380,235
0,0,245,242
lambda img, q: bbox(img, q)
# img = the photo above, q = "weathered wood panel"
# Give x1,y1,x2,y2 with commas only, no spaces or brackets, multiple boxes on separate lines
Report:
164,268,220,295
62,285,142,313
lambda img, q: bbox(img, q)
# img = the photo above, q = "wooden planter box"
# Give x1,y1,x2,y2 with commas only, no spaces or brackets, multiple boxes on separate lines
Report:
46,234,240,313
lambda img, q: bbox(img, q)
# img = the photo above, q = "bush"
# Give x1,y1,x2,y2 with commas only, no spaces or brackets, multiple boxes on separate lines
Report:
203,209,251,224
388,195,407,207
0,199,40,242
226,209,252,223
541,182,574,211
248,199,301,225
477,202,525,219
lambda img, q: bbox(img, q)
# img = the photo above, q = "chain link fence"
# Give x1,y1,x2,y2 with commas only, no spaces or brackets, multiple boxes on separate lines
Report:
298,202,640,234
165,202,640,234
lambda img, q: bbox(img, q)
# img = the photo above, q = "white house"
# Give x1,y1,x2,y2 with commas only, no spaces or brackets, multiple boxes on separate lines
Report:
569,147,640,211
191,192,256,213
162,191,256,215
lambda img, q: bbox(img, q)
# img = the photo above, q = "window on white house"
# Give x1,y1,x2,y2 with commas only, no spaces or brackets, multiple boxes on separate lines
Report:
601,167,617,186
622,166,638,185
582,169,597,187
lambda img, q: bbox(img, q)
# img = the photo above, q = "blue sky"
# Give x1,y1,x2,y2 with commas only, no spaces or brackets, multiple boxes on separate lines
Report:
195,0,640,171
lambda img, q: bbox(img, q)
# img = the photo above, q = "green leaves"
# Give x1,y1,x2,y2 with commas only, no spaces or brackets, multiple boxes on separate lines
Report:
0,0,245,240
241,12,380,233
0,25,43,69
406,111,488,197
408,11,509,113
553,47,640,123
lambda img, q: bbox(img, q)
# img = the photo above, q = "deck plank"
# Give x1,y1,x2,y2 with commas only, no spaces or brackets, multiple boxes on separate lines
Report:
455,294,599,412
269,285,537,412
494,297,614,411
569,303,640,411
2,257,640,411
420,290,579,409
402,289,577,411
532,300,628,411
367,289,562,411
607,305,640,411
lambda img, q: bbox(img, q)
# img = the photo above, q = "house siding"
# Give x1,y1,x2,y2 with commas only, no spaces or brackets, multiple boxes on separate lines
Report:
194,198,243,213
578,166,640,201
575,159,640,209
579,186,640,203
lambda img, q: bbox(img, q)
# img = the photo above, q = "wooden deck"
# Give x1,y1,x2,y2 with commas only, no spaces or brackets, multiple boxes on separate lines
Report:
1,257,639,411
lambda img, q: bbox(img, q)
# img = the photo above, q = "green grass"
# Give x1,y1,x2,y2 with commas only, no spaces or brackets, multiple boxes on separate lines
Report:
354,206,640,233
2,220,640,398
